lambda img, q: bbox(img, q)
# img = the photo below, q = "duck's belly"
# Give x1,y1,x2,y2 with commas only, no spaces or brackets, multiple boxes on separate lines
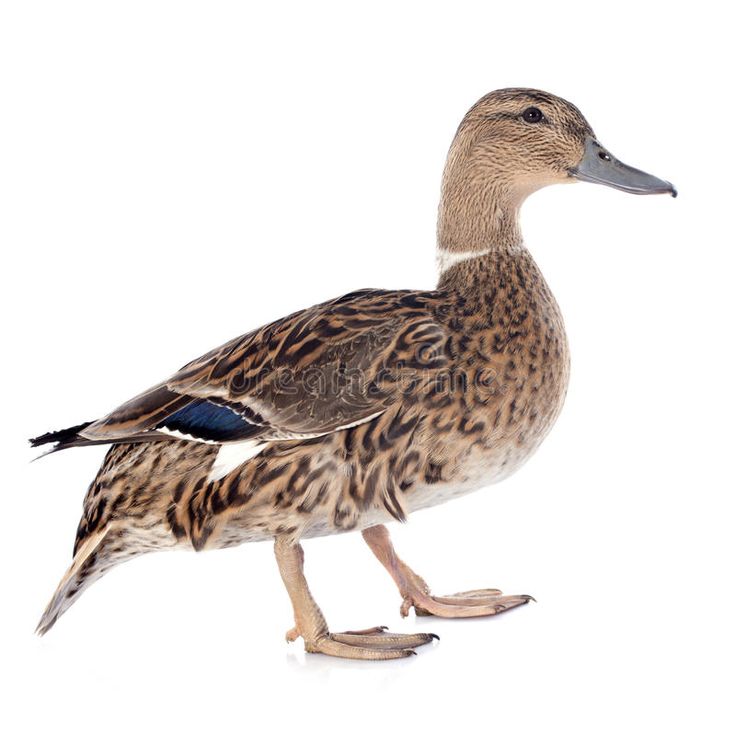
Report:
298,437,541,538
214,440,535,547
302,414,560,541
404,438,539,515
403,377,569,515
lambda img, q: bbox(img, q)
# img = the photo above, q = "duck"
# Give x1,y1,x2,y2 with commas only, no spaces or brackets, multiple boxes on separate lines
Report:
31,88,675,660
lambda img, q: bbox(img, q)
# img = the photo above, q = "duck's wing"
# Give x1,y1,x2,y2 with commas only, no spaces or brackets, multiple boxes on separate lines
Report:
71,288,447,452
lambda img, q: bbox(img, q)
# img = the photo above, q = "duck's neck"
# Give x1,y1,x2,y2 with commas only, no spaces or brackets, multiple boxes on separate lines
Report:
436,177,529,292
438,180,523,253
435,131,533,291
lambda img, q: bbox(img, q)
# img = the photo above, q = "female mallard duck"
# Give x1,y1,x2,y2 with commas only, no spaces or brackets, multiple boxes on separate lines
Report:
31,89,675,659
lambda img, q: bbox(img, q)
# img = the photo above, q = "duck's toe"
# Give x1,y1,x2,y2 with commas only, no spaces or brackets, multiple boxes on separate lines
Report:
290,625,438,660
405,590,535,618
330,628,438,650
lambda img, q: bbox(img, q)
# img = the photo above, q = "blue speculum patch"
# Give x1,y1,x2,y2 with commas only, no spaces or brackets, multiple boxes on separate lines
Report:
160,399,258,442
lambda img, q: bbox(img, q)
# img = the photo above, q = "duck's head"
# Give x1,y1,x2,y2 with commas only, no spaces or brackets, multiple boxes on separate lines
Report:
439,88,676,250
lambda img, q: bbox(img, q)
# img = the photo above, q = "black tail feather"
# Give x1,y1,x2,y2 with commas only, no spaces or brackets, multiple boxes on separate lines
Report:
30,422,173,457
29,422,94,449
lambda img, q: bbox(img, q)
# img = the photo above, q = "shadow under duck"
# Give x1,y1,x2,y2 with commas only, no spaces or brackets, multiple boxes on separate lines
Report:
31,89,675,659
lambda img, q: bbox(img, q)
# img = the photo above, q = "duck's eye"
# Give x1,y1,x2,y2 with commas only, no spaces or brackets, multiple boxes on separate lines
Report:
522,107,544,124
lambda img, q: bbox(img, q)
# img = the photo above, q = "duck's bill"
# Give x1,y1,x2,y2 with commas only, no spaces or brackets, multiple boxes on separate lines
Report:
570,137,677,197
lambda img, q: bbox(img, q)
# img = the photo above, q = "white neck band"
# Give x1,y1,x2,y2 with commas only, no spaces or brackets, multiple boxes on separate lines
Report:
436,247,492,275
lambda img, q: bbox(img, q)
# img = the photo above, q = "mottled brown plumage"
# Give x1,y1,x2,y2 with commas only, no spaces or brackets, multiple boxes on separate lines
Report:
32,88,674,658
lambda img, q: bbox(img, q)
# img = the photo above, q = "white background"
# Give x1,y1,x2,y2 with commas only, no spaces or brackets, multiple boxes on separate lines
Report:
1,1,734,734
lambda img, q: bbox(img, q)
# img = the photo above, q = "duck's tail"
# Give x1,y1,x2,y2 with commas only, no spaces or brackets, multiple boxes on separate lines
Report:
36,526,116,636
29,422,95,454
30,422,169,459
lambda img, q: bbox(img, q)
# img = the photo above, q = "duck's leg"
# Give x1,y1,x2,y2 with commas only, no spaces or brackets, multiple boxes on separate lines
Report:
273,536,437,659
362,525,533,618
